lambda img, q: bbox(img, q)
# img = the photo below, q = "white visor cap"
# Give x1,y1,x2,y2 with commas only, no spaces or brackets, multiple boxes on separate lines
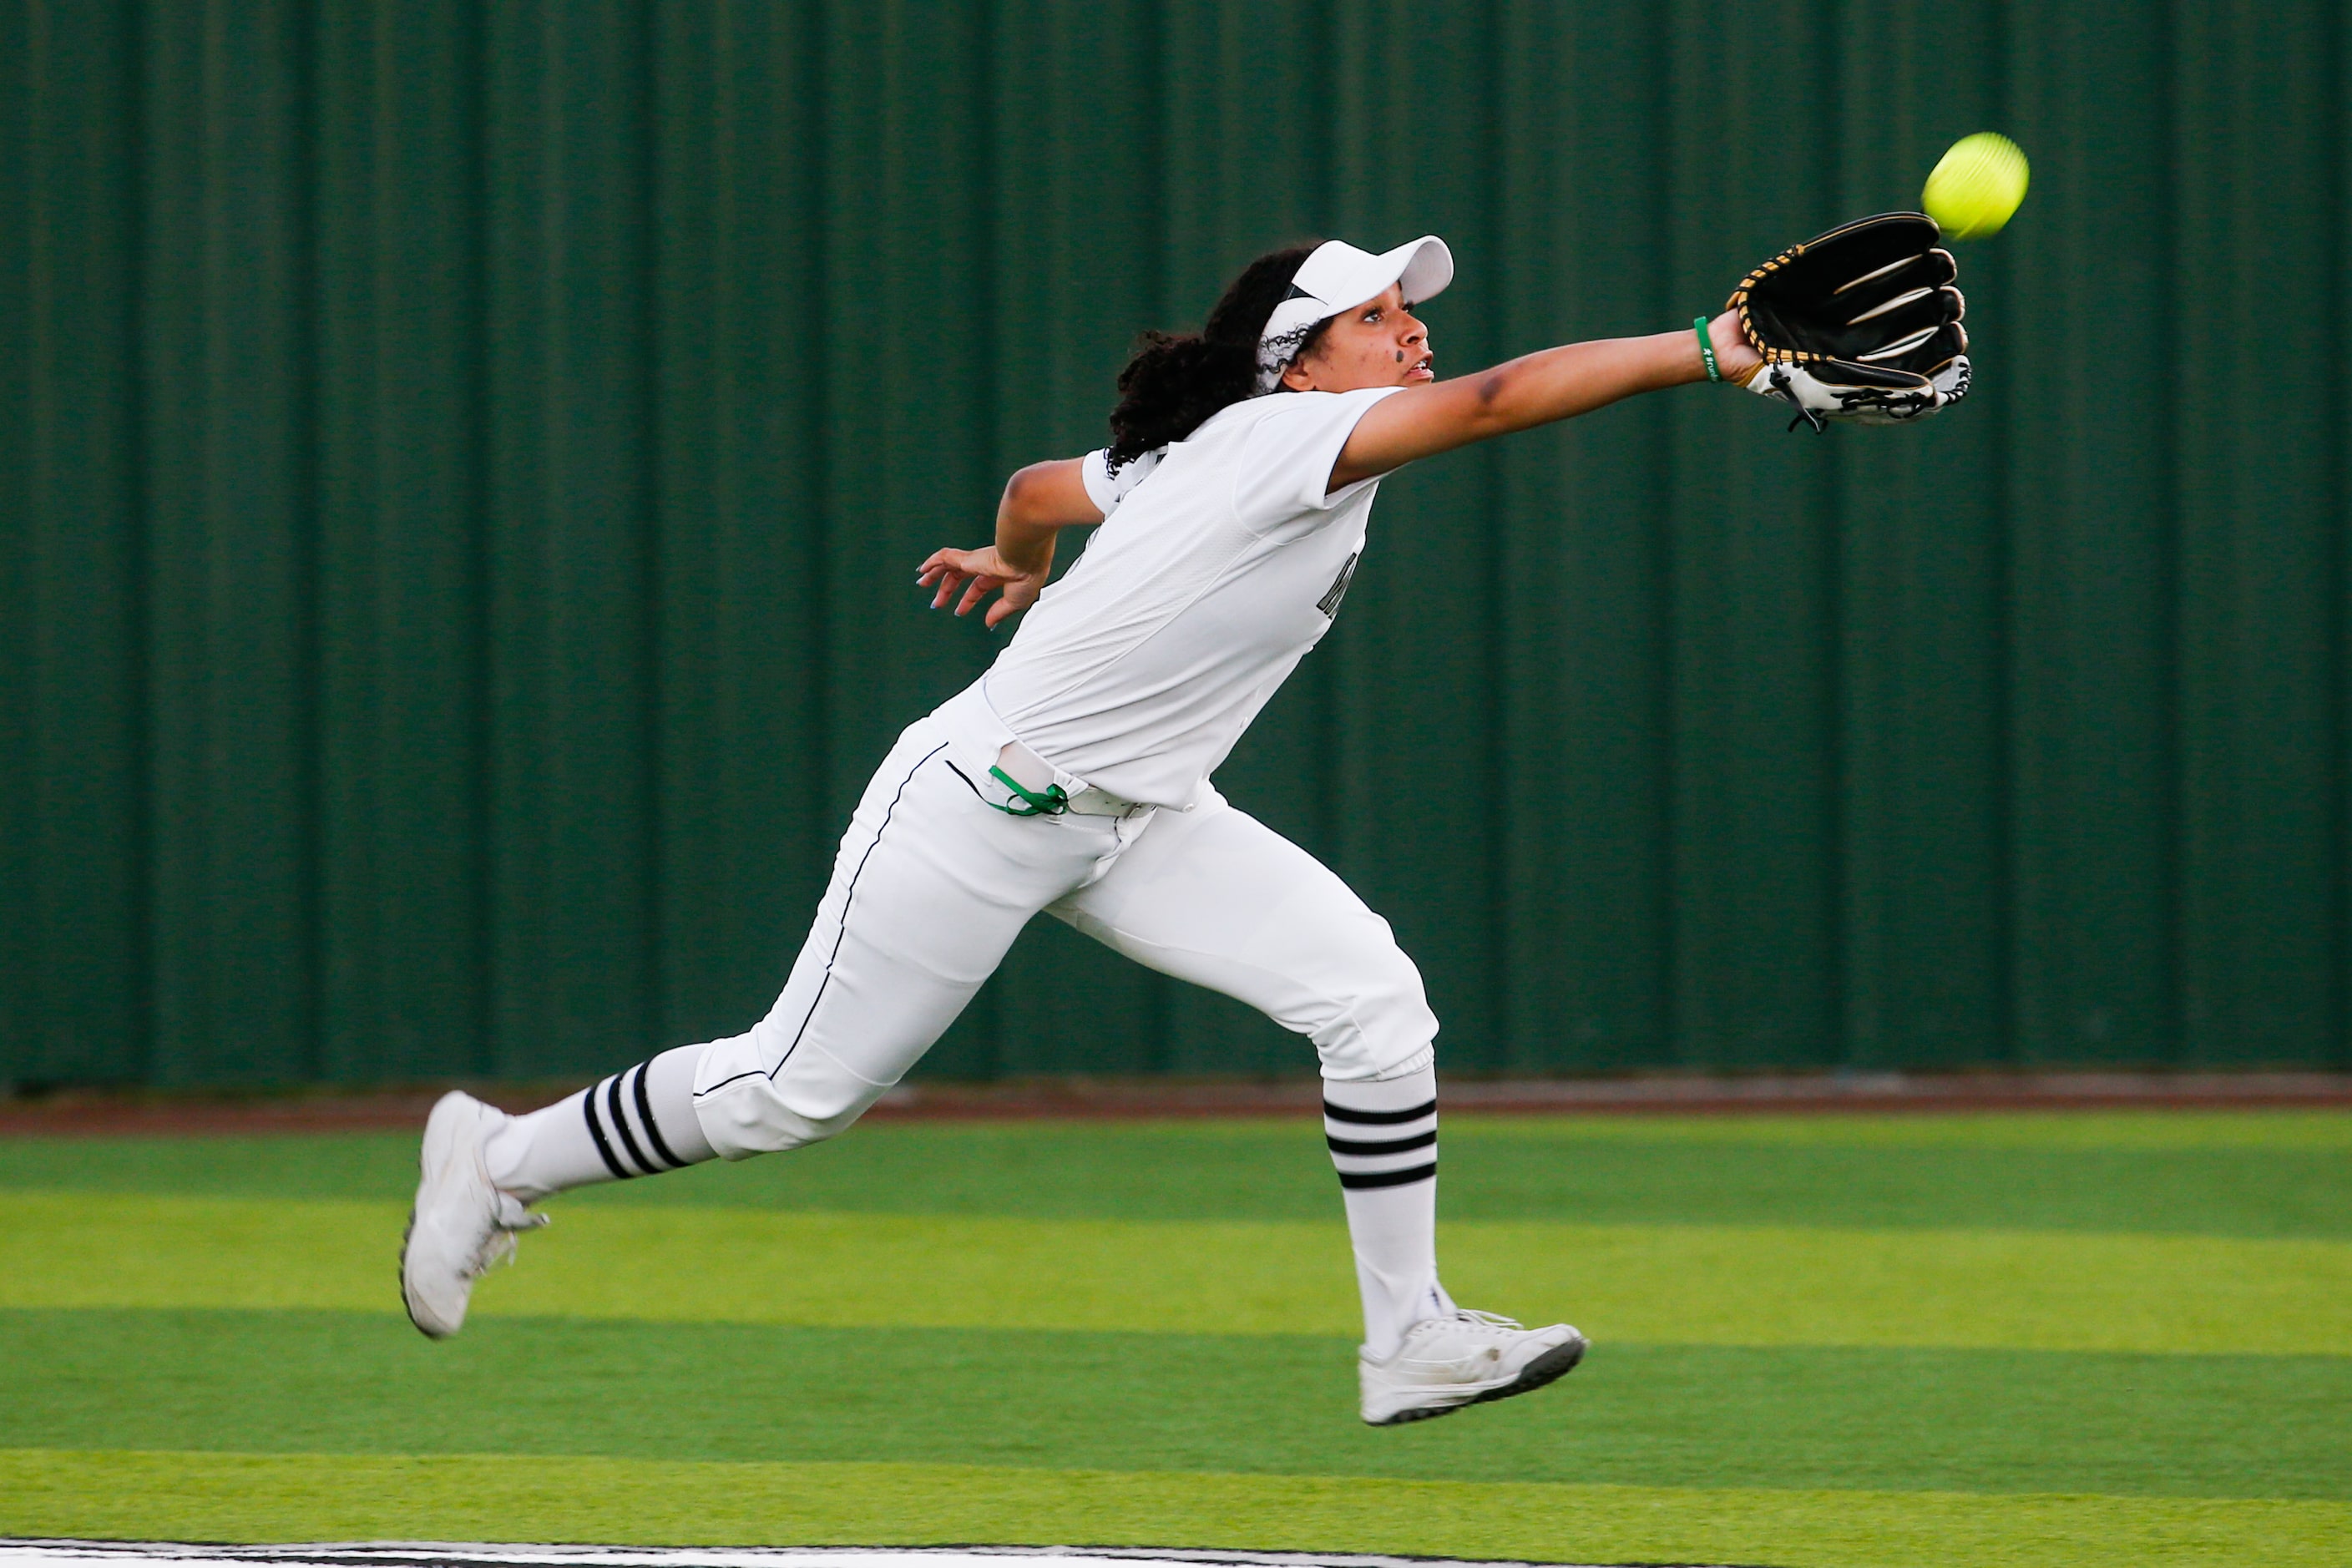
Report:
1255,235,1454,392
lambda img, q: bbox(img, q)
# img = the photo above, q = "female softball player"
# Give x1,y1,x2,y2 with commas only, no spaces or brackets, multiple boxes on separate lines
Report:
404,234,1769,1426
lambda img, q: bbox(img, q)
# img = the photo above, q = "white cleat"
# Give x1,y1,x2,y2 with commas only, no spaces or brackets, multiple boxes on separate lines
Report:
400,1090,545,1338
1360,1308,1587,1426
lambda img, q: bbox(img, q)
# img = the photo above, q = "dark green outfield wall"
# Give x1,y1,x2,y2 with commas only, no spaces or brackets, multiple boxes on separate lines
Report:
3,2,2348,1088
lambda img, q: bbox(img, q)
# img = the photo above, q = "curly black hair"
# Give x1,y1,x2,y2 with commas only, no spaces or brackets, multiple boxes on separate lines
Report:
1105,243,1334,466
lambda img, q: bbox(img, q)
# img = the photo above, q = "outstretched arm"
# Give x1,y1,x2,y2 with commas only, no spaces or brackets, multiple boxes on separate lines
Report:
917,457,1103,628
1328,311,1761,488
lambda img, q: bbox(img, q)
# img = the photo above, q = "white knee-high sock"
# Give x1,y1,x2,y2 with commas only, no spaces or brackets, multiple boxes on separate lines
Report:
1324,1060,1451,1360
483,1044,716,1202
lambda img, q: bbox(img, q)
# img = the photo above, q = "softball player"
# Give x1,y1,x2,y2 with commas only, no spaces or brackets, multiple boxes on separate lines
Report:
405,234,1768,1426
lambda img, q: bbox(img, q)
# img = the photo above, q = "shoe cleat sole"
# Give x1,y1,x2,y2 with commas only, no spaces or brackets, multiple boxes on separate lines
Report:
399,1210,448,1340
1366,1330,1588,1427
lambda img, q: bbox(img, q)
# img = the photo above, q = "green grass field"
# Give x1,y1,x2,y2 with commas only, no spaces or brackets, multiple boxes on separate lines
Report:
3,1108,2347,1565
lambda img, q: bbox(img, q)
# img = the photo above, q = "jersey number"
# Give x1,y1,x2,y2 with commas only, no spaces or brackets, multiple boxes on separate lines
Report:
1317,552,1360,620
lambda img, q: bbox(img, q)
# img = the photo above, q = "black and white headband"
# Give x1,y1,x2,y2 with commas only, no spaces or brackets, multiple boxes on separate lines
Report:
1253,235,1455,393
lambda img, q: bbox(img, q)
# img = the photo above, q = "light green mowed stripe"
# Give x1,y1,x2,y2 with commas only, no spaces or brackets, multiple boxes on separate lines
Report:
6,1191,2348,1354
6,1448,2347,1568
1445,1107,2352,1151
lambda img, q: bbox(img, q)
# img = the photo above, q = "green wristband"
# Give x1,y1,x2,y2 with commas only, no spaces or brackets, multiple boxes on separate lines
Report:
1693,316,1721,382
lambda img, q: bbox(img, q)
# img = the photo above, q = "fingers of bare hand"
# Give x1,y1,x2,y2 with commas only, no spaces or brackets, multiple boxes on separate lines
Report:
955,575,1001,617
929,572,966,609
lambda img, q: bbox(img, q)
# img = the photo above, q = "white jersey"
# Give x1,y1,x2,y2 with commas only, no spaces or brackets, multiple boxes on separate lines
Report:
980,385,1403,807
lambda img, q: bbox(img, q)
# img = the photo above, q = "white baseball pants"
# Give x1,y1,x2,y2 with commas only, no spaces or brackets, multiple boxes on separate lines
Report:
690,683,1439,1158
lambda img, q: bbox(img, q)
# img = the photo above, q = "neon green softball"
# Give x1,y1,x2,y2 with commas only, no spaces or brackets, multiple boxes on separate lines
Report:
1924,132,2029,240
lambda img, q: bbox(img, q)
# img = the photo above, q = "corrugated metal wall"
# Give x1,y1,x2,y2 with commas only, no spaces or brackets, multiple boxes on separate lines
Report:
4,1,2348,1087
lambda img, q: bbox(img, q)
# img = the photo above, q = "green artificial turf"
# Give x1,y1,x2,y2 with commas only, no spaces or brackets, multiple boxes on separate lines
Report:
4,1308,2344,1500
10,1190,2348,1352
10,1449,2350,1568
3,1109,2348,1565
5,1110,2347,1235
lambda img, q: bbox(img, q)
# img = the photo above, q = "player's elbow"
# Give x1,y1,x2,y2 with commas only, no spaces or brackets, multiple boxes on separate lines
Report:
999,463,1058,526
1461,366,1535,440
1003,458,1100,529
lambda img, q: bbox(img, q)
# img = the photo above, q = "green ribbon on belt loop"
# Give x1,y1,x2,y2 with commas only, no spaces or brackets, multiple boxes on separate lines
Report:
987,765,1070,817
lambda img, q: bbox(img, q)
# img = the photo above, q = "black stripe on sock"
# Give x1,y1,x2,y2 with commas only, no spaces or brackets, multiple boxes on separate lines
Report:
1322,1096,1438,1125
1327,1127,1438,1158
580,1082,631,1180
632,1061,685,1170
605,1071,655,1176
1337,1161,1437,1190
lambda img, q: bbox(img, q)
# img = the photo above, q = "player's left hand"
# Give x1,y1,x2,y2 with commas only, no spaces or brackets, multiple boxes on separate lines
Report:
1727,212,1970,431
918,545,1048,628
1705,310,1765,388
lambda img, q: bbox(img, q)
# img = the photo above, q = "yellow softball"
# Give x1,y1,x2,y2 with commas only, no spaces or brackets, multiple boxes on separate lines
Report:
1923,132,2029,240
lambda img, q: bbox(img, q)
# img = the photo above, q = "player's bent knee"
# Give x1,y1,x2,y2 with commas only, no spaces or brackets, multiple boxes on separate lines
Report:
694,1076,876,1159
690,1037,894,1160
1310,953,1439,1084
